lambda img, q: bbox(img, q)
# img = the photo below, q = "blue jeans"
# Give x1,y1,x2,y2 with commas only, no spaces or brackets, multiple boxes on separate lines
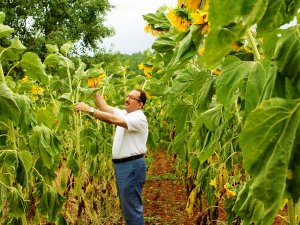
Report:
113,158,147,225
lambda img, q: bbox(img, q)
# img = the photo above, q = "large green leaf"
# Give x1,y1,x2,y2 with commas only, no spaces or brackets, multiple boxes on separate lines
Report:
152,36,176,53
168,99,194,132
0,24,14,38
273,27,300,91
20,52,49,85
216,56,266,115
194,75,215,113
168,25,202,67
18,150,33,174
35,105,55,128
15,151,30,188
67,149,80,175
0,150,18,185
166,66,209,98
202,0,268,67
44,53,75,71
0,182,8,212
201,105,222,132
37,182,65,222
8,187,25,218
234,182,265,224
0,37,26,61
173,132,189,159
29,125,61,169
257,0,298,34
0,12,6,23
238,98,300,224
0,81,20,124
286,126,300,203
60,41,74,55
46,187,65,221
56,104,73,131
143,7,171,30
260,63,279,100
46,44,59,53
14,94,37,134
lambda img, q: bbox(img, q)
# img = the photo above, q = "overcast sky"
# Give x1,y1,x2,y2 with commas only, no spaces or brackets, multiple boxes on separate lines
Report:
102,0,177,54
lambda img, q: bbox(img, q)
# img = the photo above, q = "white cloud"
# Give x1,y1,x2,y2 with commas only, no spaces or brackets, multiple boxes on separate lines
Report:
102,0,177,54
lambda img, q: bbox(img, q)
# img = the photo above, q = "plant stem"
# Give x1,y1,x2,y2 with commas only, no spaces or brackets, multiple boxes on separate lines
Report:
8,121,17,150
246,28,261,61
6,62,19,78
288,199,296,225
142,79,148,90
296,200,300,224
0,60,5,82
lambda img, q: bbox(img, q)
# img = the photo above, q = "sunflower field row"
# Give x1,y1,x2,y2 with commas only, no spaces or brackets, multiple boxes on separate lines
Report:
0,10,168,224
142,0,300,224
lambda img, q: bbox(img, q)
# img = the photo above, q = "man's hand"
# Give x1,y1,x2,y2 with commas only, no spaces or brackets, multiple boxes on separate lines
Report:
74,102,90,113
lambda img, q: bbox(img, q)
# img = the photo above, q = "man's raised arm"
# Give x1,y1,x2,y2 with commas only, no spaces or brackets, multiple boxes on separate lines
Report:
94,91,114,114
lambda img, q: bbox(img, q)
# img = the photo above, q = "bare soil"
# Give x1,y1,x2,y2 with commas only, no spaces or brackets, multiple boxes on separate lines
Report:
143,150,198,224
143,150,288,225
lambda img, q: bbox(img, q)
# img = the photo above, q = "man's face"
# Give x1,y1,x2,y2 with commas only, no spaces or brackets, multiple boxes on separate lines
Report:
124,90,143,112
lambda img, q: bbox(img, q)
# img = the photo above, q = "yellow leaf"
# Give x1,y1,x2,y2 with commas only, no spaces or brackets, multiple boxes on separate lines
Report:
185,186,200,216
190,9,208,25
209,177,217,188
224,184,236,198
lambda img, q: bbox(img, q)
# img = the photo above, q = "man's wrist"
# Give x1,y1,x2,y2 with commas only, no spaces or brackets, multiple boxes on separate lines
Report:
89,107,95,115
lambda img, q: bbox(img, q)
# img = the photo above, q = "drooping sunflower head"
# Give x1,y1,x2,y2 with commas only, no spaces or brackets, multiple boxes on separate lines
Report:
138,63,153,78
22,75,29,83
179,0,202,11
167,8,191,32
87,73,106,88
144,24,167,37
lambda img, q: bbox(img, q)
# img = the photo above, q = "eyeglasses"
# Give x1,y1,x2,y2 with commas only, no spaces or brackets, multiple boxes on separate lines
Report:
126,95,142,102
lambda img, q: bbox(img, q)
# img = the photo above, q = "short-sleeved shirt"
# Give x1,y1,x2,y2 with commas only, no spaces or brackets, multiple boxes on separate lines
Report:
112,108,148,159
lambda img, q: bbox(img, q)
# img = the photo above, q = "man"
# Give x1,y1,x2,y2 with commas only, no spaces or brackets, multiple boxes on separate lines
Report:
74,89,148,225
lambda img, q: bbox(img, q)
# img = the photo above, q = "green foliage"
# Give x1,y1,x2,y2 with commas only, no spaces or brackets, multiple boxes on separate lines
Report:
118,51,148,75
216,56,267,116
0,82,20,124
0,0,113,55
140,0,300,224
236,98,300,224
143,6,171,31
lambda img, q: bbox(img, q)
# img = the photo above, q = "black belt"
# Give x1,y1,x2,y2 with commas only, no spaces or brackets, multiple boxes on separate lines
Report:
112,154,144,164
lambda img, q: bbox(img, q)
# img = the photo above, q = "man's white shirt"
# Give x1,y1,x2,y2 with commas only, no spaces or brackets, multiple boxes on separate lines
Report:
112,109,148,159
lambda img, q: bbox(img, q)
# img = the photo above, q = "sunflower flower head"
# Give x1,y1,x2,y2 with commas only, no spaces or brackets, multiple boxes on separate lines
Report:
87,73,106,88
144,24,166,37
198,47,205,56
31,85,45,94
231,42,242,52
138,63,153,78
211,69,221,76
209,177,217,188
22,75,29,83
167,9,190,32
224,184,236,198
179,0,202,11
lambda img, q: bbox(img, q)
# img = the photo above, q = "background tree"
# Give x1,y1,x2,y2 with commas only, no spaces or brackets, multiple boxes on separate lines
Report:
0,0,114,56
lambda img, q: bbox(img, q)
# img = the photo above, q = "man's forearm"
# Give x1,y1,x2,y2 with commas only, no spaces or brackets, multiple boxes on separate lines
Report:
93,109,127,129
94,91,114,113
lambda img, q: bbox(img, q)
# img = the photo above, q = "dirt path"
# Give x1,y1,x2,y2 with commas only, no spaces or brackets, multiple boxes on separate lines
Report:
143,150,196,225
142,150,288,225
